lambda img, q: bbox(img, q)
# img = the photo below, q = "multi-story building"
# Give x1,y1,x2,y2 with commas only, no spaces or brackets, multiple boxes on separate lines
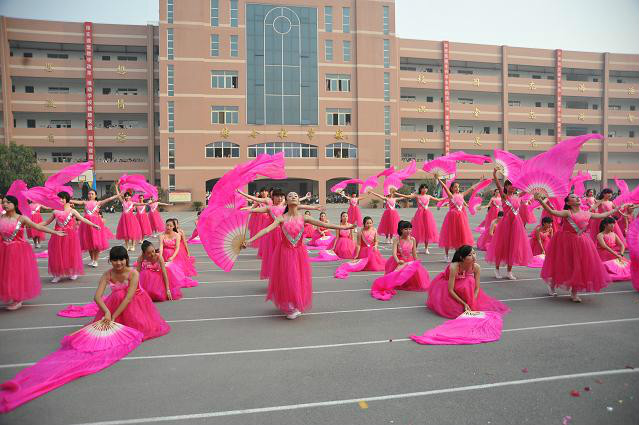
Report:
1,0,638,204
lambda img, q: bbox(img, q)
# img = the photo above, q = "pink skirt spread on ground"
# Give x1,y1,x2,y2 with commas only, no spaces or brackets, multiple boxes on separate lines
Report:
371,260,431,301
410,311,504,345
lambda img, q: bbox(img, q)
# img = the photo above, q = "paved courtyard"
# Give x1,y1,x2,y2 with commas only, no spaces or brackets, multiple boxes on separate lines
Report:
0,207,637,425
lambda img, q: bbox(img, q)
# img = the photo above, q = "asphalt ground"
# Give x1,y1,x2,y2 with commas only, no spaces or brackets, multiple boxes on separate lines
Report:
0,207,638,425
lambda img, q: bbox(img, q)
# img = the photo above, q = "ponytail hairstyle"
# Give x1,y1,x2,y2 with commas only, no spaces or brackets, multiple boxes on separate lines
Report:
451,245,473,263
599,216,616,233
141,240,154,253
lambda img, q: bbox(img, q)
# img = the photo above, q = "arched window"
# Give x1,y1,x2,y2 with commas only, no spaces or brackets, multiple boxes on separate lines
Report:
325,142,357,159
248,142,317,158
205,141,240,158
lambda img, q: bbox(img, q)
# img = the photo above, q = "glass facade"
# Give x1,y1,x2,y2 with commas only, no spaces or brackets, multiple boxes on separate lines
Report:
211,34,219,56
230,35,239,57
230,0,238,27
383,6,389,34
248,142,317,158
342,7,350,33
167,0,174,24
325,40,333,61
167,29,174,60
324,6,332,32
167,101,174,132
211,0,219,27
167,64,174,96
343,40,351,62
168,137,175,169
206,141,240,158
383,39,390,68
384,72,390,101
246,4,318,125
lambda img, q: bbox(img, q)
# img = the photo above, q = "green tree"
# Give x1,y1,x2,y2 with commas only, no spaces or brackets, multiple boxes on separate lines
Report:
0,143,45,193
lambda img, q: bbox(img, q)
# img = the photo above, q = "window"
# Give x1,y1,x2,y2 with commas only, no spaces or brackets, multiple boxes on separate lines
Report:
630,130,635,138
167,0,174,23
211,34,219,56
535,128,541,135
102,88,112,95
326,142,357,159
47,53,68,59
27,119,36,128
211,106,239,124
168,138,175,169
457,69,473,75
324,6,333,32
384,106,391,135
168,101,175,132
383,39,390,68
206,141,240,158
384,139,391,168
211,70,238,89
167,28,174,60
25,86,34,93
342,7,350,33
248,142,317,158
211,0,219,26
547,75,555,80
326,74,351,92
50,120,71,128
498,127,502,135
48,87,69,94
548,102,555,108
427,96,433,102
609,105,621,111
532,74,541,79
230,0,238,27
426,124,434,132
116,56,138,61
511,128,526,135
23,52,33,58
325,40,333,61
592,104,598,110
508,100,520,107
548,129,555,136
326,108,352,126
535,101,541,107
230,35,239,57
482,127,491,134
167,64,174,96
52,152,73,163
169,174,175,191
343,40,351,62
102,55,111,61
458,98,474,104
384,72,390,101
383,6,389,34
631,105,636,111
508,72,520,78
458,126,473,134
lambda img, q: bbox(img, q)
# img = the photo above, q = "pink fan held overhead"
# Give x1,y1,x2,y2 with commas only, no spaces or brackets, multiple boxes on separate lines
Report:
330,178,364,193
468,179,492,216
384,160,416,195
422,158,457,178
45,161,93,196
493,150,523,179
197,207,249,272
445,151,492,165
6,180,33,220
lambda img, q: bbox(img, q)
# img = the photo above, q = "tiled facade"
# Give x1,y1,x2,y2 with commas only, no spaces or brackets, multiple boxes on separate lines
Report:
1,1,638,204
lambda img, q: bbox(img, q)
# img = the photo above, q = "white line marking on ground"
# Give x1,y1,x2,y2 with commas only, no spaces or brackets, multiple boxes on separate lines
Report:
1,317,637,370
67,368,639,425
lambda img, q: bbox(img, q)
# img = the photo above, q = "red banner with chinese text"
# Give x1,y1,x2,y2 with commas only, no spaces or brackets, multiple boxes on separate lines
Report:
84,22,95,172
556,49,562,143
443,41,451,154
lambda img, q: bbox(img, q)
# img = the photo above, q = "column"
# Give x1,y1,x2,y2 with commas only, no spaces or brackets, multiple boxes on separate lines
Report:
146,24,156,183
601,52,610,189
501,45,509,150
0,17,13,145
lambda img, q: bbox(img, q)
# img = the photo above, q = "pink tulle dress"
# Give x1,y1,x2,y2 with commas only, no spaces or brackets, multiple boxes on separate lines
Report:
177,230,196,276
426,264,511,319
148,202,164,233
475,197,501,232
255,198,273,252
347,197,363,227
138,259,183,301
48,210,84,278
136,205,153,237
333,229,356,259
93,271,170,340
596,232,622,261
79,201,113,252
357,229,386,271
411,195,439,244
378,198,400,238
26,204,46,240
303,222,314,238
438,193,474,249
530,226,552,256
0,218,41,302
266,214,312,314
589,201,626,245
116,201,142,241
308,225,336,248
486,195,533,267
581,196,596,211
247,203,261,244
476,218,497,251
259,205,285,279
161,236,197,277
541,210,611,293
383,238,431,291
518,200,537,226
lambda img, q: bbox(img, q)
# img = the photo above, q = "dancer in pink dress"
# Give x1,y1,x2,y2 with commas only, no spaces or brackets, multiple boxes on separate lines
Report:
352,216,386,271
72,189,118,267
308,211,336,248
371,221,431,300
135,195,153,238
333,212,356,259
43,192,100,283
596,217,626,262
616,204,637,237
538,193,626,301
530,217,554,256
148,197,172,235
136,240,182,301
477,211,503,251
589,188,626,245
486,169,533,280
368,190,401,242
26,203,46,248
0,196,64,310
160,219,197,277
303,210,315,238
437,178,481,261
114,188,145,251
173,217,197,277
475,189,502,233
93,246,170,340
518,198,537,228
243,191,354,319
240,187,271,249
581,188,596,211
427,245,510,318
395,184,443,254
338,191,365,227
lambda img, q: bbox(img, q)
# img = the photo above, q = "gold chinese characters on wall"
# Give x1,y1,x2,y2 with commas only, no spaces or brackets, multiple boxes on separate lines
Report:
418,137,427,144
116,132,127,143
473,107,480,118
528,110,536,120
116,99,125,109
116,65,127,75
277,128,288,139
45,99,56,108
306,128,315,141
334,128,346,140
473,136,481,146
220,126,230,139
48,134,55,143
472,78,480,87
416,105,428,113
249,129,260,139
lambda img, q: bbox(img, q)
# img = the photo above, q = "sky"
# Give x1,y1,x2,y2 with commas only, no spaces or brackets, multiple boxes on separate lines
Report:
0,0,637,54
